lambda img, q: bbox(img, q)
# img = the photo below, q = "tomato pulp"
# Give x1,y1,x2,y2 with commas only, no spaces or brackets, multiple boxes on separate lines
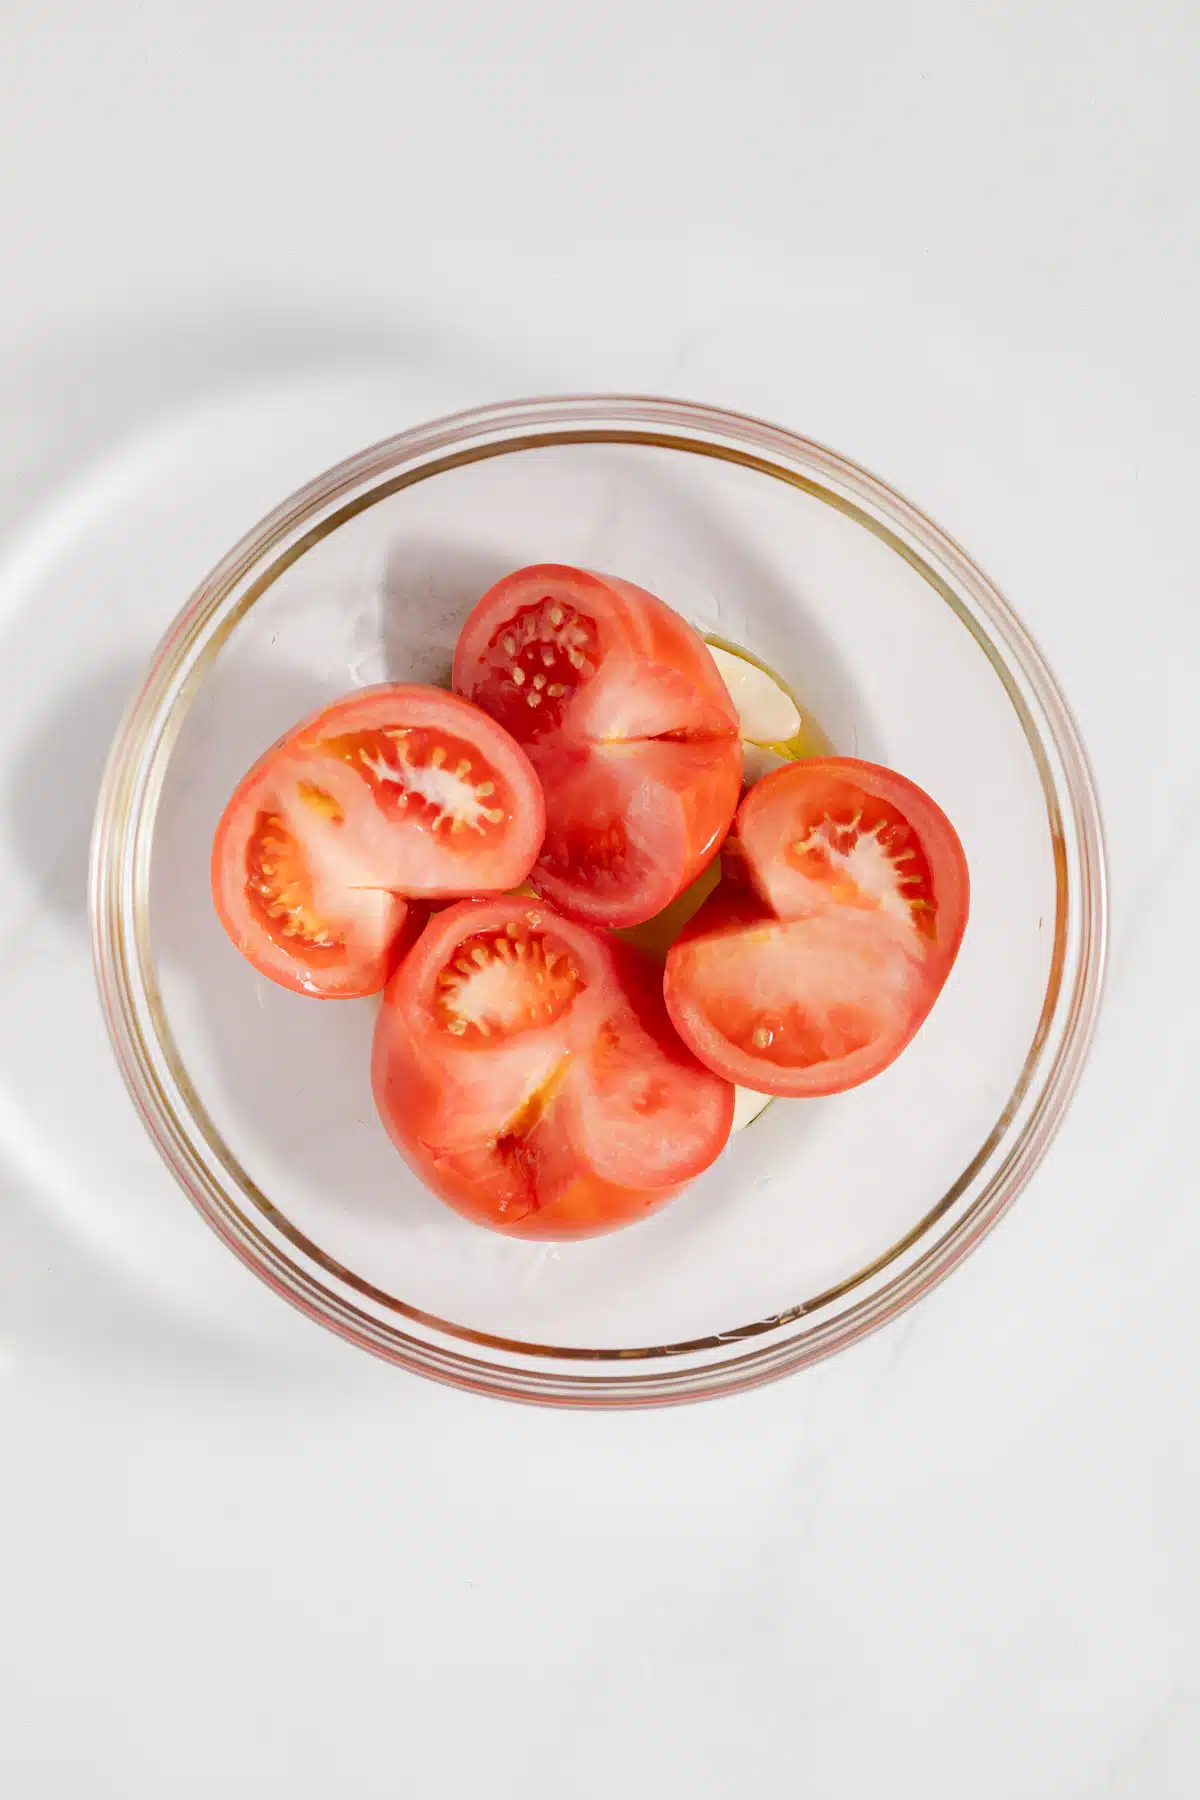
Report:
664,759,969,1096
373,897,735,1236
212,685,545,997
453,566,742,928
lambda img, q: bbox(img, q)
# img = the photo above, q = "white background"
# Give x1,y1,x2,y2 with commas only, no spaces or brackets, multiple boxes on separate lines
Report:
2,4,1198,1795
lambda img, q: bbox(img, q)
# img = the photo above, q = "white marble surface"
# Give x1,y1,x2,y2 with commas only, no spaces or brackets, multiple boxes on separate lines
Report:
1,4,1198,1795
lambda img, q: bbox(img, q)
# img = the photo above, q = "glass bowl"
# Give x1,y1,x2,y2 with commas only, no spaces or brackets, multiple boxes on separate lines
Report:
90,395,1106,1406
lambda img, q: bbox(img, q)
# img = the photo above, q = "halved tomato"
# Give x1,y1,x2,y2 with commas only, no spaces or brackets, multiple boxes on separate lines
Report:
664,758,969,1096
372,897,734,1237
453,566,742,928
212,685,545,997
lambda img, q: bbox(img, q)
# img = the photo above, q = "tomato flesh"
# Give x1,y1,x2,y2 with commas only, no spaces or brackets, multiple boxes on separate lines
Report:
454,566,742,928
373,897,734,1237
665,759,969,1097
433,917,586,1043
735,763,944,942
459,591,601,744
247,799,349,958
212,685,545,997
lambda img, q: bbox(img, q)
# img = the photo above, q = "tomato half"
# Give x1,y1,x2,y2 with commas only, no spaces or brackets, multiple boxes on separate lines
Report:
453,566,742,928
212,685,545,997
372,897,735,1237
664,759,969,1096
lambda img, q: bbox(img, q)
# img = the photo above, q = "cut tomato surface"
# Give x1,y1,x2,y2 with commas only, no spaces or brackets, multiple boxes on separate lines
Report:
372,897,734,1237
665,758,969,1097
212,685,544,997
453,566,742,928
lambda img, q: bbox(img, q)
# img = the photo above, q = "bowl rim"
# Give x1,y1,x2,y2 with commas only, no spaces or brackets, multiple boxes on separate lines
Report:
89,392,1108,1406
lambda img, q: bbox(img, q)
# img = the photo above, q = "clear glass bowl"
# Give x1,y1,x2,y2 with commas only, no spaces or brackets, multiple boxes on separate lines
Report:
90,396,1106,1405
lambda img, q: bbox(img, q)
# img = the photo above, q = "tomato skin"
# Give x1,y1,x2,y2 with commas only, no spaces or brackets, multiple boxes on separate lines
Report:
453,566,742,928
664,759,969,1097
372,897,734,1238
211,685,545,997
417,1147,692,1240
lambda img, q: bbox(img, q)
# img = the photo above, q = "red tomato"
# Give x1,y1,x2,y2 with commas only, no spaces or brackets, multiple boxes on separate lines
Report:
453,566,742,928
212,685,545,998
372,896,734,1237
664,758,969,1097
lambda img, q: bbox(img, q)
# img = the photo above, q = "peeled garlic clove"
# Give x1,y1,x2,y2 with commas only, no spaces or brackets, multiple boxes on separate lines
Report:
709,645,801,746
740,743,790,787
731,1086,774,1131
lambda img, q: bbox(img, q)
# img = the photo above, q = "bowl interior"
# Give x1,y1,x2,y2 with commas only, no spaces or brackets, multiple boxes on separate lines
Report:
146,431,1062,1356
